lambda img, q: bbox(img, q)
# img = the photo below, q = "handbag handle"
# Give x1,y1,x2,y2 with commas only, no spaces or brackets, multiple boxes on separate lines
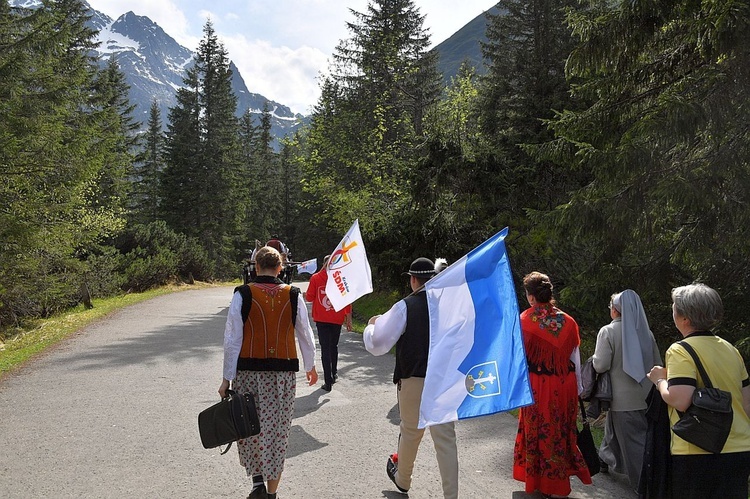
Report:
218,389,238,455
678,341,715,389
578,397,590,426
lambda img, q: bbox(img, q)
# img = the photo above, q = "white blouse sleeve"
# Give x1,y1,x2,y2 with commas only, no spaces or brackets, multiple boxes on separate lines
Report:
571,346,583,395
222,291,244,381
295,297,316,372
363,300,407,356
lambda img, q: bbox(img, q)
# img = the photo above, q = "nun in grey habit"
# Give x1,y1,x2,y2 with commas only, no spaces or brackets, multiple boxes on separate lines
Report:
592,289,663,491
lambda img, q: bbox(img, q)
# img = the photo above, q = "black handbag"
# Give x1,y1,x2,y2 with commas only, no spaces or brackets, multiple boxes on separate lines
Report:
671,341,733,454
199,389,260,454
576,398,601,476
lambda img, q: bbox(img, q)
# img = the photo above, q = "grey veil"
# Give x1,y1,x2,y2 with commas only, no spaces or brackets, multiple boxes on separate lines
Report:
612,289,654,383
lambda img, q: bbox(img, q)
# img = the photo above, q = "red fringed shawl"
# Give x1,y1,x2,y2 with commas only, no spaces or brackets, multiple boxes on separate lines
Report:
520,304,580,376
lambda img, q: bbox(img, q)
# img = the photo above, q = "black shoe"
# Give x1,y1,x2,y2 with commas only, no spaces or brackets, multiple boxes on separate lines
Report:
333,373,338,383
386,455,408,493
248,483,268,499
321,383,332,392
599,459,609,473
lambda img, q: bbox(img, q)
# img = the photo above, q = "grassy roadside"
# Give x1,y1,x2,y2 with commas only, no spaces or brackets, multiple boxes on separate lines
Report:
0,281,234,378
350,289,401,331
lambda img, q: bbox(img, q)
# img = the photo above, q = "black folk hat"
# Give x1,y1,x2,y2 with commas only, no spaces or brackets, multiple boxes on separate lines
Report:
404,257,435,278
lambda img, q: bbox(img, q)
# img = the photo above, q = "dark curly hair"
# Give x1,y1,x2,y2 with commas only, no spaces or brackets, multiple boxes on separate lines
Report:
523,271,554,304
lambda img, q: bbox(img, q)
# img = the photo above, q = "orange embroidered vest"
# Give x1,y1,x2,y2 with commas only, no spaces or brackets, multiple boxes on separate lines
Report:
237,280,299,372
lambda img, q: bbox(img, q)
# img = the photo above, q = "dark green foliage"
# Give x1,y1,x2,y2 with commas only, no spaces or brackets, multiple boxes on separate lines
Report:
116,221,211,292
300,0,443,283
540,0,750,344
131,101,165,224
0,0,132,326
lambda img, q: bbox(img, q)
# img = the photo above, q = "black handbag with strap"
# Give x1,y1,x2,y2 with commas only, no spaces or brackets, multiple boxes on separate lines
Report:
671,341,733,454
576,397,601,476
199,389,260,454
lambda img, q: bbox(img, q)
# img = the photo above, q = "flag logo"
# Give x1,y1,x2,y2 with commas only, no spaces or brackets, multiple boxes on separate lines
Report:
329,240,358,270
465,361,501,398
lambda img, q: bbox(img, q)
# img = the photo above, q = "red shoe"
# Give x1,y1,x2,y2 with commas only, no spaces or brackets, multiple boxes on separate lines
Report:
386,454,408,493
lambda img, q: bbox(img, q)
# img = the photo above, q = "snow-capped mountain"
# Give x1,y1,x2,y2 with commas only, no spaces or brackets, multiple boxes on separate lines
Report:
10,0,305,149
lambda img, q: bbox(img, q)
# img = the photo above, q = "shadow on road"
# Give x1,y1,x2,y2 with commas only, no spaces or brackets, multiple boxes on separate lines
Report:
320,329,392,388
63,305,228,372
287,424,328,459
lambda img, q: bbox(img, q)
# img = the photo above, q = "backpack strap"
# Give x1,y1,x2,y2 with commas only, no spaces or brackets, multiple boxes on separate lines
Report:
234,285,252,324
290,286,299,326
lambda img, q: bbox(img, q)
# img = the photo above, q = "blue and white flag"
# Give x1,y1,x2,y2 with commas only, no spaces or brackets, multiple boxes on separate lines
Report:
419,227,533,428
296,258,317,275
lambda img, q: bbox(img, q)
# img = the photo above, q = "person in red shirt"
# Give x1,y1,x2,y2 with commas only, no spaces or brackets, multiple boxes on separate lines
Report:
305,255,352,391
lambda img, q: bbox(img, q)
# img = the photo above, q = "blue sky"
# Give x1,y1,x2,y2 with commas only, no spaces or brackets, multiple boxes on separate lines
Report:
86,0,496,115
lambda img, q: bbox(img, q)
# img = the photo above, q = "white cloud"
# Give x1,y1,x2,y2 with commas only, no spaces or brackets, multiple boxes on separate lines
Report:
223,35,328,116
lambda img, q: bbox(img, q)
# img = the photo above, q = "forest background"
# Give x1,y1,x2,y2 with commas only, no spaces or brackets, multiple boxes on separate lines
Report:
2,0,749,362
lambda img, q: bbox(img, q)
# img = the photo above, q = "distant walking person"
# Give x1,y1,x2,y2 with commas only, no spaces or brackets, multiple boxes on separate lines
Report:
219,246,318,499
592,289,662,490
513,271,592,498
305,255,352,392
363,257,458,499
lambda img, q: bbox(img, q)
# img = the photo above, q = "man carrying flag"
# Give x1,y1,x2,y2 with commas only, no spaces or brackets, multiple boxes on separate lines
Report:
363,257,458,499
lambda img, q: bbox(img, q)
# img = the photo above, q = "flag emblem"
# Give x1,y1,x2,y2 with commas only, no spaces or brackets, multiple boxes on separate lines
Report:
465,361,501,398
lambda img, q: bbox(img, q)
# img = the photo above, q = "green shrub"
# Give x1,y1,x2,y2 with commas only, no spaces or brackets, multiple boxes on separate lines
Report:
123,251,179,292
115,221,213,290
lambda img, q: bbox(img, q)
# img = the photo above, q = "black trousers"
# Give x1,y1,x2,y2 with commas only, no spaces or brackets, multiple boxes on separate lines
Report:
671,451,750,498
316,322,342,385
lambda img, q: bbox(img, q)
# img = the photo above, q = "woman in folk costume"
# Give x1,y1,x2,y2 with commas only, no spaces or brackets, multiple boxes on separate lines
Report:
513,272,592,499
219,246,318,499
592,289,662,490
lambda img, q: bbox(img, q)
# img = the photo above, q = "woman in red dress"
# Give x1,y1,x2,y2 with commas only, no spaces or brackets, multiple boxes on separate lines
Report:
513,271,592,498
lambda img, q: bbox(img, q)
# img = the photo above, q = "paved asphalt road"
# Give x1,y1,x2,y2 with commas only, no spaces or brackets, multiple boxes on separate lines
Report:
0,283,634,498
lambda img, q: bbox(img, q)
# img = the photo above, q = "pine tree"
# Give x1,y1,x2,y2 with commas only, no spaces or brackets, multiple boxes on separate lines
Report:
254,102,280,236
467,0,590,294
236,108,259,251
161,20,242,275
131,101,165,223
302,0,441,240
91,54,140,219
0,0,120,321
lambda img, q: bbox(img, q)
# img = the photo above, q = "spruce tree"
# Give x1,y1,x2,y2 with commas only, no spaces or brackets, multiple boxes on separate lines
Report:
161,20,242,275
91,54,140,221
302,0,441,244
132,100,165,223
0,0,119,321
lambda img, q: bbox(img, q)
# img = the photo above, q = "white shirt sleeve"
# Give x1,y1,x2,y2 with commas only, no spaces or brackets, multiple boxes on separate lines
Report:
363,300,407,356
571,345,583,395
222,291,244,381
295,297,316,372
